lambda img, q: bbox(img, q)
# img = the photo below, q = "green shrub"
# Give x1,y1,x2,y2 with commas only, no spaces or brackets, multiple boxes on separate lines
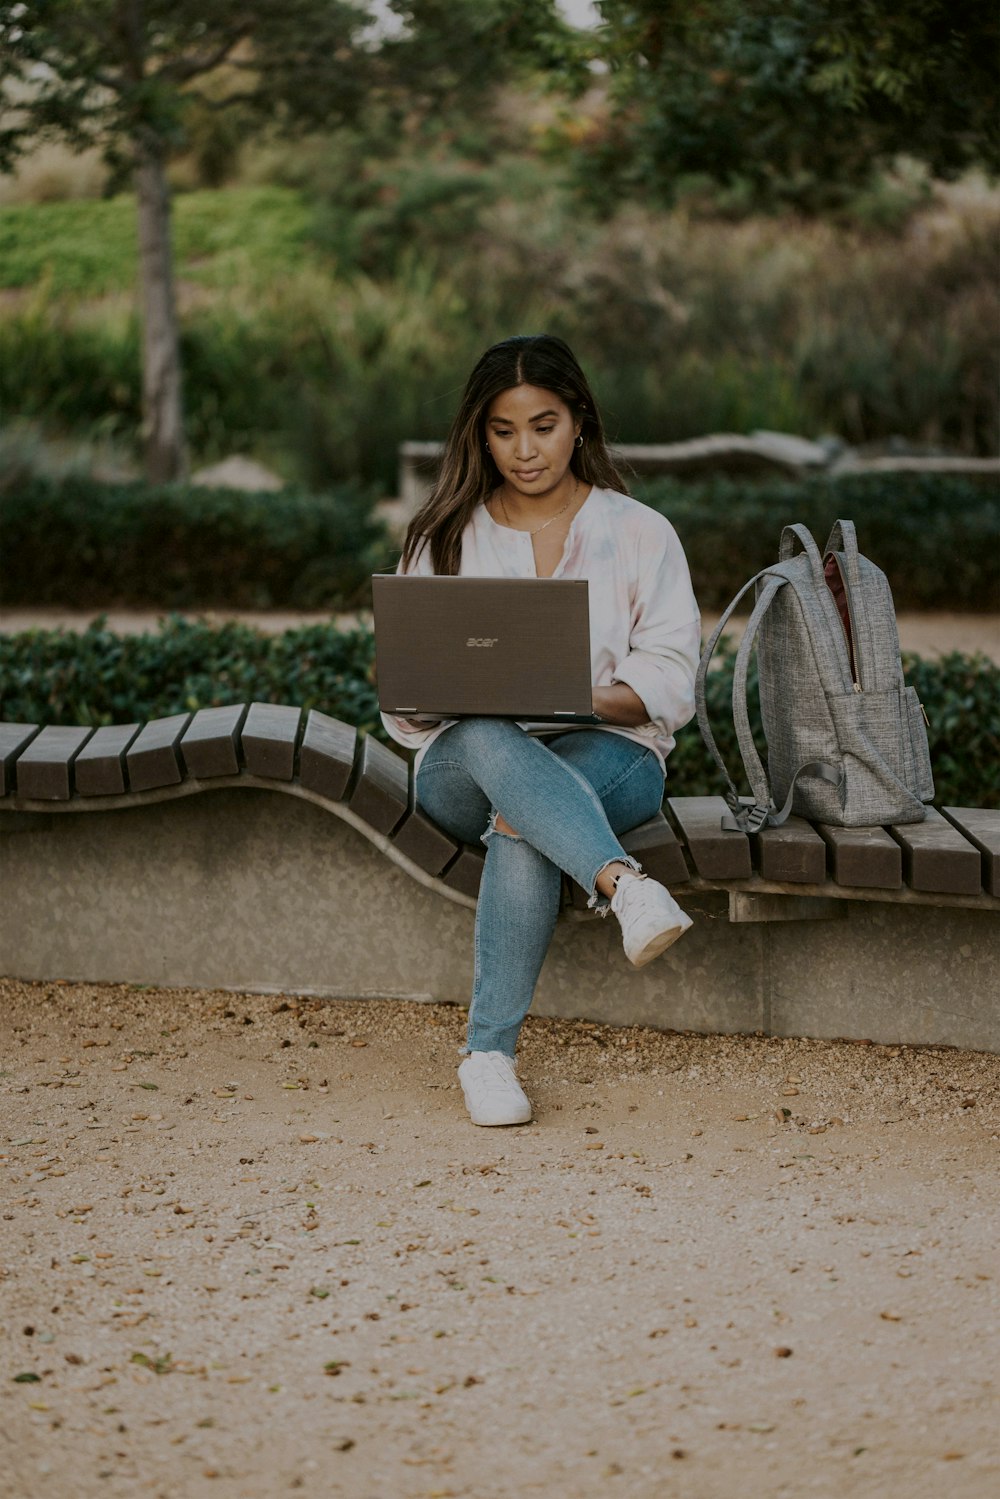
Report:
898,651,1000,812
2,622,996,809
634,471,1000,611
0,616,383,735
0,301,301,464
4,468,994,613
0,476,392,610
0,296,142,434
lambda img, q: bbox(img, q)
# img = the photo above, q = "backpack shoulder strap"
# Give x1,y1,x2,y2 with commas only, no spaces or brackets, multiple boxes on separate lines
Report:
725,576,842,830
695,570,770,810
697,570,794,827
696,539,845,834
728,574,783,824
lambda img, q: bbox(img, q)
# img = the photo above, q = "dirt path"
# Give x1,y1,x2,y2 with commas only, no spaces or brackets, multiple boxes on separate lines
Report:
1,608,998,662
1,978,997,1499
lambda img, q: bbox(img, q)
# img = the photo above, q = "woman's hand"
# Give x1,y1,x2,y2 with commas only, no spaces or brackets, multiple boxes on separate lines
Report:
395,714,443,730
592,684,651,727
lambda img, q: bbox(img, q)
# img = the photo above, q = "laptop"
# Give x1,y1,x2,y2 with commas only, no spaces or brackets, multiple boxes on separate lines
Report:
372,574,600,723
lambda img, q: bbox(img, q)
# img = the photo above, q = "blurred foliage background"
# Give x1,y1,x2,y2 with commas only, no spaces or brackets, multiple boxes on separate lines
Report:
1,0,998,486
1,150,997,488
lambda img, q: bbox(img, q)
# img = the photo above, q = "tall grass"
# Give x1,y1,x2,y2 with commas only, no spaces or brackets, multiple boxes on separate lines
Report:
1,170,996,489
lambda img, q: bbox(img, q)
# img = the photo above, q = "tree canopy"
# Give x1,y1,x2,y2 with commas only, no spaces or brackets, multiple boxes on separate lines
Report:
578,0,1000,212
0,0,572,480
0,0,572,174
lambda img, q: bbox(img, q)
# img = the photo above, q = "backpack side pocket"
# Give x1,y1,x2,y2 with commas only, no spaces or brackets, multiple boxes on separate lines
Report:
828,688,927,826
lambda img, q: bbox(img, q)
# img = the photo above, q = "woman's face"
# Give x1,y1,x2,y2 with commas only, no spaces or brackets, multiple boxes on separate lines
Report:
485,383,581,501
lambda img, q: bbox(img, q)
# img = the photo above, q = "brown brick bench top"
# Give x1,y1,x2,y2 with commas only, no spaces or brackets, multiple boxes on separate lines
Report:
1,708,998,917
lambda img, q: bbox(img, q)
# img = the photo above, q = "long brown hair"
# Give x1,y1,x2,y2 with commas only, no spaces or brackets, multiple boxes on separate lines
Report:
401,334,629,575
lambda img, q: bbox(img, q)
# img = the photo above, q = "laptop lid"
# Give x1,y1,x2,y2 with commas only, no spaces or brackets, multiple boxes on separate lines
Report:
372,575,597,721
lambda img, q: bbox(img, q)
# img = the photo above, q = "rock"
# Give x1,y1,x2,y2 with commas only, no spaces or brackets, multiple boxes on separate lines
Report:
189,456,285,492
828,452,1000,477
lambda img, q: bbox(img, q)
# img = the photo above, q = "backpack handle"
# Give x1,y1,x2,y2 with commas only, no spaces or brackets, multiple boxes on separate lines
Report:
778,523,826,586
823,518,861,587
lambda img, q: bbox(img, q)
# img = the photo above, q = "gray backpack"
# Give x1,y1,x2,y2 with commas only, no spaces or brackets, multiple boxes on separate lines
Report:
695,519,934,831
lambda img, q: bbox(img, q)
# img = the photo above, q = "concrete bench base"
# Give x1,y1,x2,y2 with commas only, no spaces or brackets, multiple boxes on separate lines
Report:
3,787,996,1053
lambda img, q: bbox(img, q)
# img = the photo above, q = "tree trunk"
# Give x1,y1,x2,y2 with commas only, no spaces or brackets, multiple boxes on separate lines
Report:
134,136,187,483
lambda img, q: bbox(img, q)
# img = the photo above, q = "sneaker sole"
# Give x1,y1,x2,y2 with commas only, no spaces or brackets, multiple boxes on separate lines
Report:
467,1108,533,1126
627,917,692,968
462,1094,533,1126
458,1079,532,1127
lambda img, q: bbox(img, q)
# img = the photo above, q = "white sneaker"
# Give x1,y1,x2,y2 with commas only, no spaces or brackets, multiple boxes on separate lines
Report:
458,1051,533,1126
610,871,693,967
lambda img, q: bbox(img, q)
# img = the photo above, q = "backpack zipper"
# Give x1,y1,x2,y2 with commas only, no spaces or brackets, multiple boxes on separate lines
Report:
828,552,864,693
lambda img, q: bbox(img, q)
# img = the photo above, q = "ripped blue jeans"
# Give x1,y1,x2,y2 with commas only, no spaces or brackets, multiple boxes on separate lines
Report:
414,719,665,1059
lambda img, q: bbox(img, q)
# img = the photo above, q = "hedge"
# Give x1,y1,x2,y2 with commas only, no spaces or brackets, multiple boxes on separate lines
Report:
0,475,390,610
632,470,1000,612
1,470,996,612
0,616,380,733
2,618,996,809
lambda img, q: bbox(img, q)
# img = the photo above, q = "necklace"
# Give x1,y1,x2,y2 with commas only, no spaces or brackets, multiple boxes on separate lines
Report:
498,477,579,537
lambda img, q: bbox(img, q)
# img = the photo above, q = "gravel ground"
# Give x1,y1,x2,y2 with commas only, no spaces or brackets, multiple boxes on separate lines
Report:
1,978,997,1499
1,609,998,662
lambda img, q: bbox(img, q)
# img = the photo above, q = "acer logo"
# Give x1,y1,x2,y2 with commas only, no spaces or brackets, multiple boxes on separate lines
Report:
466,637,498,647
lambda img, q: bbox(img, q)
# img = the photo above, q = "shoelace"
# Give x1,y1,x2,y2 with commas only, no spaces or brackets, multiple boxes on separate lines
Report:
470,1053,521,1090
485,1053,519,1080
611,872,649,915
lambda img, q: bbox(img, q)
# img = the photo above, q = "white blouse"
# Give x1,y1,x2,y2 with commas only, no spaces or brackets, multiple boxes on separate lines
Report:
380,486,702,776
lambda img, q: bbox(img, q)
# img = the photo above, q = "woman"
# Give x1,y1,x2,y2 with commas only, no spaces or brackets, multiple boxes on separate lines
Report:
381,334,701,1127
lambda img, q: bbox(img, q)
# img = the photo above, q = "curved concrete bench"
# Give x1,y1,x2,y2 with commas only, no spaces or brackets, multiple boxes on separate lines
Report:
2,706,997,1053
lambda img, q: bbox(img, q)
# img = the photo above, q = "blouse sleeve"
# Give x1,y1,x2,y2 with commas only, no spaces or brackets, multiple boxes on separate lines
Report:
610,514,701,738
378,538,458,752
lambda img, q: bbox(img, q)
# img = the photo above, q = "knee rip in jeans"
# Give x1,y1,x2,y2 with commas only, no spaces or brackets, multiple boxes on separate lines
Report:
482,809,523,846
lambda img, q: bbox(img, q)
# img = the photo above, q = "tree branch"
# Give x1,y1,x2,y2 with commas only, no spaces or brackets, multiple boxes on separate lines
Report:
184,88,261,113
155,28,252,85
19,14,129,96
